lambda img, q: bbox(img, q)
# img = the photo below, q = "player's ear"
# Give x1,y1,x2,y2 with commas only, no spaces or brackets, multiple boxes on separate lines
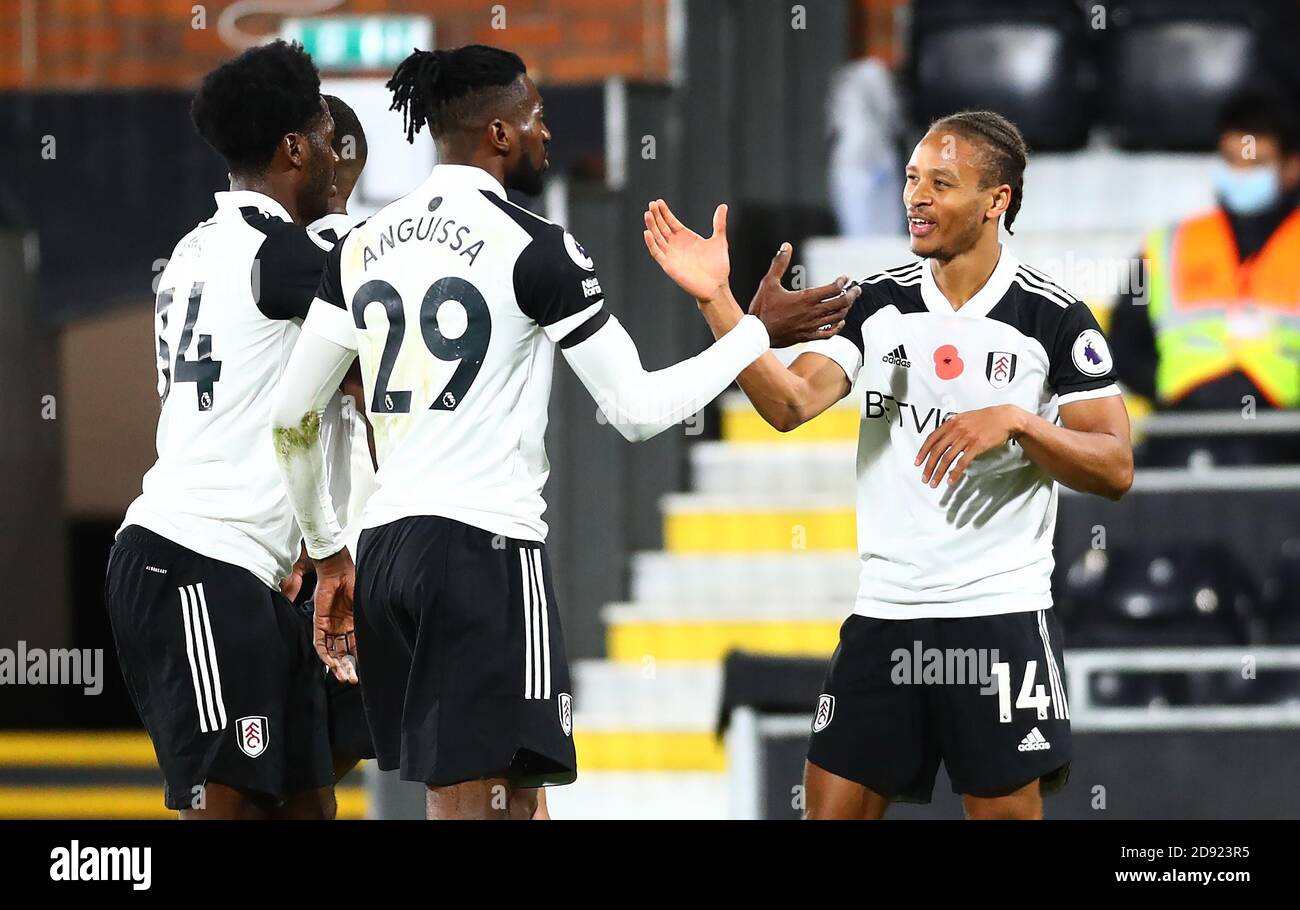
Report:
487,118,511,155
986,183,1011,224
283,132,306,169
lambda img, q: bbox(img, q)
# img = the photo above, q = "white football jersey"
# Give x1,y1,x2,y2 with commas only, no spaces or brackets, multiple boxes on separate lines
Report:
308,213,378,553
308,165,609,542
122,191,331,589
805,247,1121,619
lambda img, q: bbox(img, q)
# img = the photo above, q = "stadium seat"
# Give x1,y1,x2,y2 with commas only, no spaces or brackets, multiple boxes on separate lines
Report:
1101,1,1261,150
1206,669,1300,705
1089,669,1300,708
906,0,1092,151
1263,539,1300,643
1089,670,1190,708
1064,543,1259,647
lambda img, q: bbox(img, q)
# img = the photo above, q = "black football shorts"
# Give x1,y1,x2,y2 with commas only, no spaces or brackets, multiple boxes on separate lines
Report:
354,515,576,789
105,526,333,810
807,609,1071,803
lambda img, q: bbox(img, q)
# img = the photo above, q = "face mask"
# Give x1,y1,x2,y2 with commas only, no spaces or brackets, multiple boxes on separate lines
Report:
1213,160,1282,215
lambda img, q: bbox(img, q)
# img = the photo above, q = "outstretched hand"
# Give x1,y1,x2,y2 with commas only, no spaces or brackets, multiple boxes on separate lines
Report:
747,244,860,348
643,199,731,302
643,198,859,347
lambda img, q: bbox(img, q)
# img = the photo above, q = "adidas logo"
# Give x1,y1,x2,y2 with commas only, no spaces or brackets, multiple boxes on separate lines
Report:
882,344,911,368
1018,727,1051,752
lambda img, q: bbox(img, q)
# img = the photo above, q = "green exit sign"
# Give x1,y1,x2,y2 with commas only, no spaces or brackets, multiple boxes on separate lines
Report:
280,16,434,72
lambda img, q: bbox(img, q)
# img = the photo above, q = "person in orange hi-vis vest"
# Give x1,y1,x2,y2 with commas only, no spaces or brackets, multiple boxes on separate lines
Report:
1111,86,1300,465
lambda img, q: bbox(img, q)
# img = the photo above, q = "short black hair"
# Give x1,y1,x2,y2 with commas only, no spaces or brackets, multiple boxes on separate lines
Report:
387,45,527,143
324,94,368,165
1216,86,1300,156
191,40,324,176
928,110,1030,235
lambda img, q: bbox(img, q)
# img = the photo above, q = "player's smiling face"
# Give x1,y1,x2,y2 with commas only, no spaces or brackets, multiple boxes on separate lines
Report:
904,131,1006,261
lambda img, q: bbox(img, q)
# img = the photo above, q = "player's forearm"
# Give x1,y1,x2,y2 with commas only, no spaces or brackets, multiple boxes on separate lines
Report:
1013,410,1134,500
271,331,356,558
273,410,345,558
563,311,769,442
698,290,825,432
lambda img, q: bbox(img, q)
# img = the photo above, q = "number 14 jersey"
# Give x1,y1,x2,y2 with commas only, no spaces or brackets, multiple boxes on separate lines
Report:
121,191,329,589
308,164,610,543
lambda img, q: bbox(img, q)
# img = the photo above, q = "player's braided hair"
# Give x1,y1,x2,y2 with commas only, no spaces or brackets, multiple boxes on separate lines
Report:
929,110,1030,235
191,40,323,176
387,45,527,143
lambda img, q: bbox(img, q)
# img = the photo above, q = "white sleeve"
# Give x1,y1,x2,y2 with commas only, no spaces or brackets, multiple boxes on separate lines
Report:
271,309,358,560
561,312,770,443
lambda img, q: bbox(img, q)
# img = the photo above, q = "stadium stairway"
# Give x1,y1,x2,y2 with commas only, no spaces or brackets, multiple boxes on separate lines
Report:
551,391,861,819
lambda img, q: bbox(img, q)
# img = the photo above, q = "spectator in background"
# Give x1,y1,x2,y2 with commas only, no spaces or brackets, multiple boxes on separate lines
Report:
1110,87,1300,464
827,59,903,236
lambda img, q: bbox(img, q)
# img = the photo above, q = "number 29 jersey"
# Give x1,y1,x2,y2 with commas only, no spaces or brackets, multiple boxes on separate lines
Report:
306,164,610,543
121,191,329,589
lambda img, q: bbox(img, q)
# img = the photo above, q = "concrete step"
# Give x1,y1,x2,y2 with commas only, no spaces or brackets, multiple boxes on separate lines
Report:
572,659,721,729
601,603,846,663
630,551,860,603
690,440,856,496
660,491,857,553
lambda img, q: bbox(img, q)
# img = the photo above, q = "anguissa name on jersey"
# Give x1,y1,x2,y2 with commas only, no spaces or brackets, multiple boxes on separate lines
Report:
362,213,486,271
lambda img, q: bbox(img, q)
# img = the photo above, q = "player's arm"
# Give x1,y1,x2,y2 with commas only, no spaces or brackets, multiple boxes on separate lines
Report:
642,199,858,431
1009,396,1133,498
562,311,768,442
915,302,1134,500
694,281,856,432
270,240,361,683
520,220,849,443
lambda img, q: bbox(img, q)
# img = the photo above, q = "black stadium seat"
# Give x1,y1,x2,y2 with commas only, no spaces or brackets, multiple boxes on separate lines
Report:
1263,539,1300,643
907,0,1092,151
1089,670,1190,708
1065,543,1260,647
1102,1,1262,150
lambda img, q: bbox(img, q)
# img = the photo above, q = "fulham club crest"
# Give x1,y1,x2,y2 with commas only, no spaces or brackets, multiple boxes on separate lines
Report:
812,694,835,733
985,351,1018,389
558,693,573,737
236,716,268,758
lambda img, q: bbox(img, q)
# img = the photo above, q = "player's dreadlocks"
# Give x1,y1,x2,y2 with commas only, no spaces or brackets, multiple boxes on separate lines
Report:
191,40,324,176
387,45,528,144
930,110,1030,235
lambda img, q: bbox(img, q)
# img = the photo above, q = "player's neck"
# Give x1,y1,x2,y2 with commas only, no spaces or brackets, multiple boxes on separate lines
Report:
228,175,303,225
435,145,509,190
929,233,1003,311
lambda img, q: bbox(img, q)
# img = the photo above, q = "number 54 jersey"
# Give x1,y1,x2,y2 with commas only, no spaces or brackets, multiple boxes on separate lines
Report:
121,191,329,589
307,164,610,543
